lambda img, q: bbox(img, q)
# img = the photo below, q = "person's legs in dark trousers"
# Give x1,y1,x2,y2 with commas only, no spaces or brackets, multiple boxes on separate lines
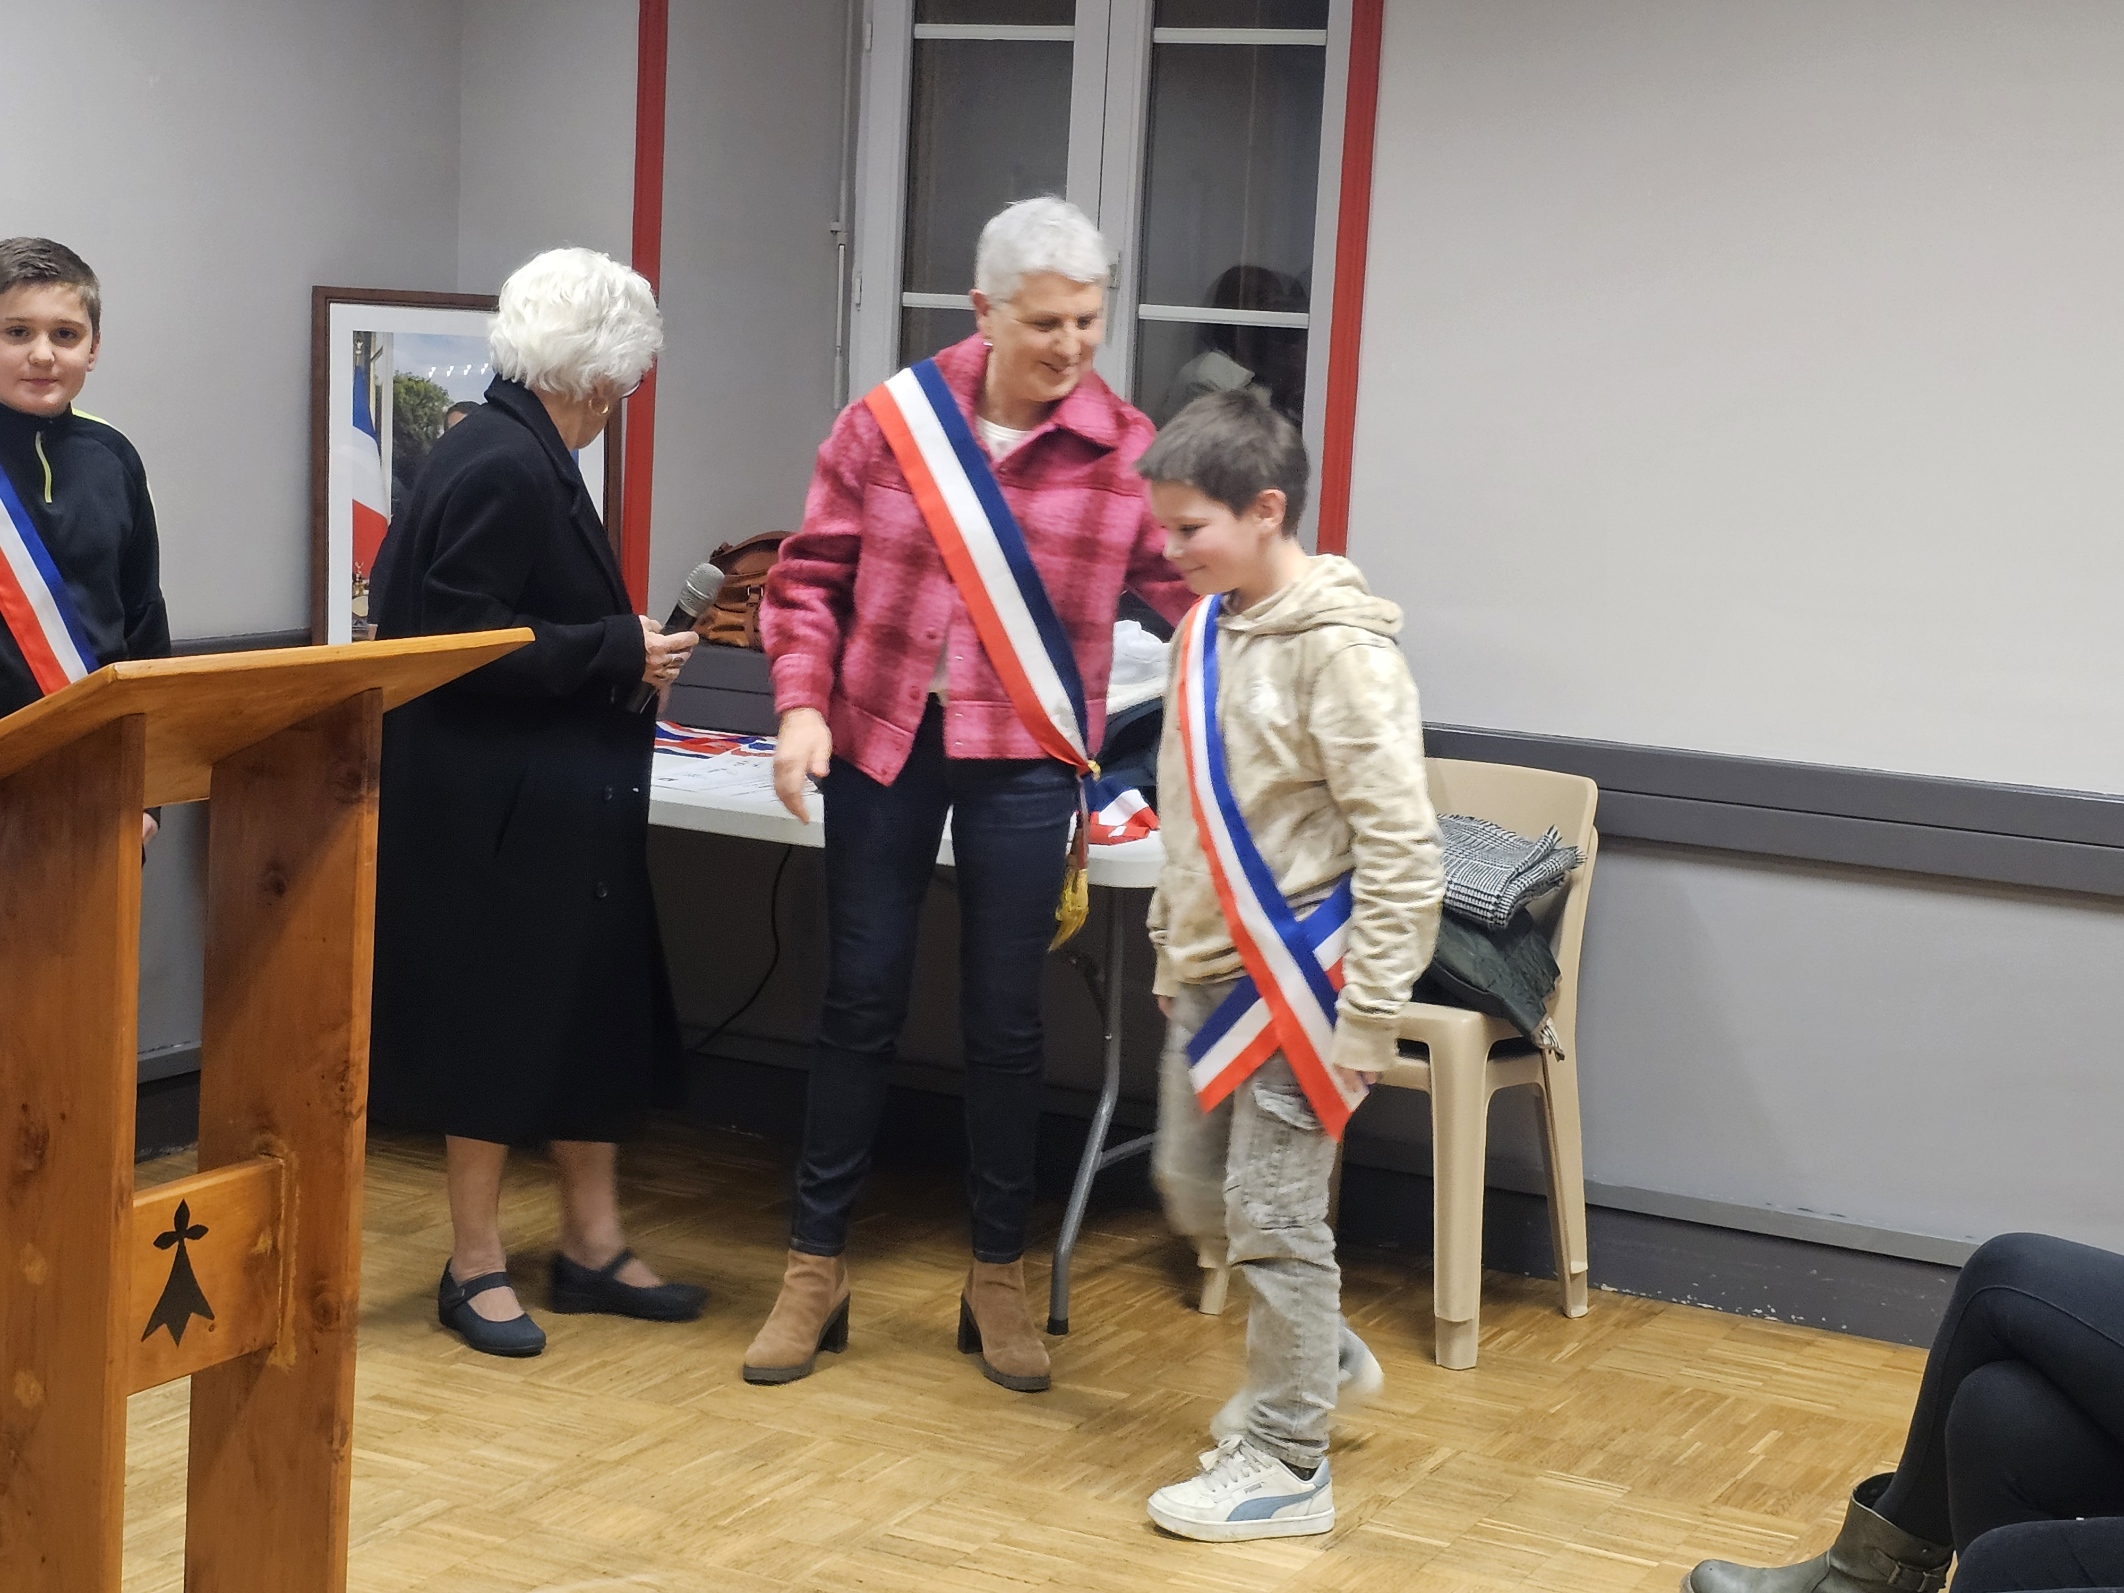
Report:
787,711,952,1257
944,753,1076,1263
1945,1361,2124,1548
1876,1233,2124,1547
1952,1518,2124,1593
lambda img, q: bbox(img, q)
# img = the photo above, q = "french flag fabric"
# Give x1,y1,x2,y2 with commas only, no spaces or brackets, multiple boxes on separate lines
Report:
344,350,391,578
862,359,1092,774
0,462,96,698
1175,594,1367,1139
1085,774,1158,845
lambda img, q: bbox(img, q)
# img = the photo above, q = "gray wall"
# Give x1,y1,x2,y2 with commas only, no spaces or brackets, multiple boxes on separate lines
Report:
645,0,857,614
0,0,465,639
456,0,638,295
1352,0,2124,796
1329,0,2124,1257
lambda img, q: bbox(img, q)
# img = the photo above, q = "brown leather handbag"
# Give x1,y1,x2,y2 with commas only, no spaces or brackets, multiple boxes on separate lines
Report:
694,531,790,649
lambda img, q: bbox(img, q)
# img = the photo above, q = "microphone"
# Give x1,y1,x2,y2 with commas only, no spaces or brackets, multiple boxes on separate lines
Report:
626,560,725,713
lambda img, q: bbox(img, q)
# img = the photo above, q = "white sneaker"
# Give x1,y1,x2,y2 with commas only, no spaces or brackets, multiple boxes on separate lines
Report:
1147,1436,1334,1541
1209,1324,1385,1441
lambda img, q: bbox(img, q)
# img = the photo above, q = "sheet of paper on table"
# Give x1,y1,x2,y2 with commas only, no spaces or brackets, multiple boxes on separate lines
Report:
651,726,785,801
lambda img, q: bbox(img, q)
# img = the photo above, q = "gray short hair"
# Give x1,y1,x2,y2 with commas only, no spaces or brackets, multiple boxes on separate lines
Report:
488,247,663,401
1135,389,1311,529
973,197,1111,303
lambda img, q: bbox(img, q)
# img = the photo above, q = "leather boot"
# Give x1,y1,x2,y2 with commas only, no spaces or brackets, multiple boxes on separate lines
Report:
742,1251,849,1385
1685,1476,1952,1593
957,1259,1052,1393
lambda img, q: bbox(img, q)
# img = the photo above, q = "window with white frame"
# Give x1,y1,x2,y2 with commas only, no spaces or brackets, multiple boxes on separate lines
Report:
850,0,1349,491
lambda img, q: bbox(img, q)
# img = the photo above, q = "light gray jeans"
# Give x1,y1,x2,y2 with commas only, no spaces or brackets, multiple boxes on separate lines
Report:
1154,978,1340,1472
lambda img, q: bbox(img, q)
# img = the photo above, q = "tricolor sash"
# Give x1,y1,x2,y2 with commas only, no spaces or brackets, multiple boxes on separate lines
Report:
865,359,1099,945
0,461,96,699
863,360,1092,774
1085,773,1159,845
1175,595,1368,1139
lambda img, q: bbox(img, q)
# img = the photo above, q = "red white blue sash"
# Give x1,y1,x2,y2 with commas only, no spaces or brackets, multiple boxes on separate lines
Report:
0,460,96,699
863,360,1091,773
1175,595,1367,1139
1085,773,1158,844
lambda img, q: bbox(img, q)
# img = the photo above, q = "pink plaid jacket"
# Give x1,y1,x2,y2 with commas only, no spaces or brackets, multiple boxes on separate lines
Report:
761,333,1193,785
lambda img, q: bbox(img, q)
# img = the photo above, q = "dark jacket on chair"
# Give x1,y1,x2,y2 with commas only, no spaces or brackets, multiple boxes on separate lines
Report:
366,376,680,1146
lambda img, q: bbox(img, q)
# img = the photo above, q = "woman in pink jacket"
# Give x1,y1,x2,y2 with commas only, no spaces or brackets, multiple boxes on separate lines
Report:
749,198,1191,1393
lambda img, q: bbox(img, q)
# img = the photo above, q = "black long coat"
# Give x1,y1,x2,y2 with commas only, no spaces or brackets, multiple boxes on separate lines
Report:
366,378,680,1146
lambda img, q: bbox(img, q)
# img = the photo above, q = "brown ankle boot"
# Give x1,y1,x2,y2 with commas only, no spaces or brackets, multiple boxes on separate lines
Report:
957,1259,1051,1392
743,1251,849,1385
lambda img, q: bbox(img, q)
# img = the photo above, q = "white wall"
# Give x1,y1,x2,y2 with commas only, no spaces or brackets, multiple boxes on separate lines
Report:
646,0,857,614
457,0,638,296
1337,0,2124,1257
1351,0,2124,795
0,0,464,639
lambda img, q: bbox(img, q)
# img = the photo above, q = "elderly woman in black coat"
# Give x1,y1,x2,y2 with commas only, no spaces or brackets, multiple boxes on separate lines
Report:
368,247,703,1357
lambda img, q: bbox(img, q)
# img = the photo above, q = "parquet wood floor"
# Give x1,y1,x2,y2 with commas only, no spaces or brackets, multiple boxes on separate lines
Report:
123,1122,1924,1592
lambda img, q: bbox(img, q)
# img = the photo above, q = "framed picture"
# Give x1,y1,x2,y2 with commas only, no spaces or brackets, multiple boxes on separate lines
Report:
308,287,620,643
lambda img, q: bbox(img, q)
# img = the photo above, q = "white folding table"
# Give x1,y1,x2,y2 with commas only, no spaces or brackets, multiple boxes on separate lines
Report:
649,754,1163,1334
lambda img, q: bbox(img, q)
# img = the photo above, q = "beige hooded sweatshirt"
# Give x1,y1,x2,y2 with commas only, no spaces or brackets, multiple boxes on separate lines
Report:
1147,556,1444,1080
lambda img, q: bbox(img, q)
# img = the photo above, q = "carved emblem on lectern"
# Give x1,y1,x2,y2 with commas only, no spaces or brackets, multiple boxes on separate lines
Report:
142,1200,217,1346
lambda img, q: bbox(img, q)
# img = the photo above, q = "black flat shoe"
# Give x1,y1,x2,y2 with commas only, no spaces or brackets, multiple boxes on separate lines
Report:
549,1249,708,1322
438,1264,547,1358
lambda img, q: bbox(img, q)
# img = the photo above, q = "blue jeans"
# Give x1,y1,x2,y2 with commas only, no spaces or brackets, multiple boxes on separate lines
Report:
789,704,1078,1264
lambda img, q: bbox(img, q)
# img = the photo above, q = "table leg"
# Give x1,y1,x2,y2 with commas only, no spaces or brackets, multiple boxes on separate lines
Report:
1048,896,1126,1335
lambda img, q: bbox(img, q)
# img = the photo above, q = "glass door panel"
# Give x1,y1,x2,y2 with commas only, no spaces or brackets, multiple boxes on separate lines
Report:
1131,12,1325,425
899,14,1077,364
1153,0,1327,26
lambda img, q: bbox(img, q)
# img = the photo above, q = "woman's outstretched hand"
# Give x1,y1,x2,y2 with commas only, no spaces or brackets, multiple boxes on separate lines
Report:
774,707,833,822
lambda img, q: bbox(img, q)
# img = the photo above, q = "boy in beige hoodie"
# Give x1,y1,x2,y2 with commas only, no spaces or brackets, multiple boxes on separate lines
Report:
1137,391,1444,1542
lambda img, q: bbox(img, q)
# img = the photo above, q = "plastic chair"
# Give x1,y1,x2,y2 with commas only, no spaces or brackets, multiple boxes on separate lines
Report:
1381,757,1599,1370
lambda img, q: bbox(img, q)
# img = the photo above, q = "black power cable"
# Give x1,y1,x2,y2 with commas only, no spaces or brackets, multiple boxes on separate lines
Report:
687,844,795,1057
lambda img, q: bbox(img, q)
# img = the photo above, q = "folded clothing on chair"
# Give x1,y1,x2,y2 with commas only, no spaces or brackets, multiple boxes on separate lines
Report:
1414,909,1561,1046
1438,813,1583,930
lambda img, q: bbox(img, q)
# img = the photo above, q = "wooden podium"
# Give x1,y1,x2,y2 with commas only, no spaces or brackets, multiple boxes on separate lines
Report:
0,633,528,1592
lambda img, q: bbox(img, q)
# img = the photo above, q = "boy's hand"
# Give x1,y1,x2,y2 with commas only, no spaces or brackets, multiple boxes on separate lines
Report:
142,812,158,848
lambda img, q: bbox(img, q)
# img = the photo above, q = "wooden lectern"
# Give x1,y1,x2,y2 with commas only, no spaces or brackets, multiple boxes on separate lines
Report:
0,632,528,1592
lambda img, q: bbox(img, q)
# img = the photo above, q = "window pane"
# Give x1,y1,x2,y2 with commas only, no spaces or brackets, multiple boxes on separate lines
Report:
1137,42,1324,310
901,36,1074,333
1135,317,1309,429
901,304,978,367
1154,0,1329,29
918,0,1074,24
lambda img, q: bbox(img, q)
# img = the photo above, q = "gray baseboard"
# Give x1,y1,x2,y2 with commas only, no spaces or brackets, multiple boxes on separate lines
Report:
170,628,312,656
1427,722,2124,898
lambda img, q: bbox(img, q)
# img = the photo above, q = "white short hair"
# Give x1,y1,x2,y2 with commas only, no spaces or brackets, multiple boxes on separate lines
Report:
488,247,663,401
973,197,1112,304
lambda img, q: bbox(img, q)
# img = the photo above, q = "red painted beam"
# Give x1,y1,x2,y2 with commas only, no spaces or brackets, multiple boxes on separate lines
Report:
1315,0,1384,556
621,0,670,612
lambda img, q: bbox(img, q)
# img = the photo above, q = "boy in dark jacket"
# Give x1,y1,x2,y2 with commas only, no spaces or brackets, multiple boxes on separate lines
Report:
0,237,170,840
